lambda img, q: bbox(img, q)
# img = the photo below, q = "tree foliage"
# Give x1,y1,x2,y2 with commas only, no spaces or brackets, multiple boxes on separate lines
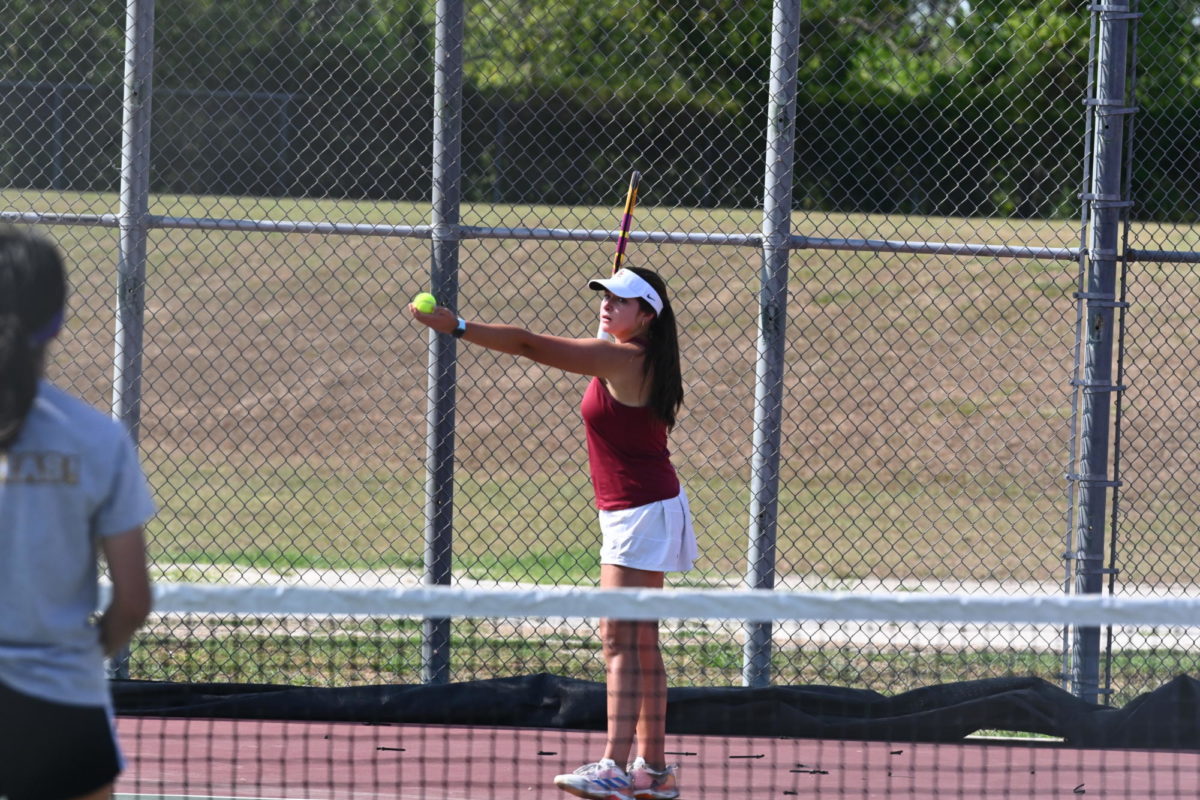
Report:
0,0,1196,216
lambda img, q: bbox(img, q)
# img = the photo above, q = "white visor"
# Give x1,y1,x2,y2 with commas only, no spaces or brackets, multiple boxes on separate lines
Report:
587,269,663,315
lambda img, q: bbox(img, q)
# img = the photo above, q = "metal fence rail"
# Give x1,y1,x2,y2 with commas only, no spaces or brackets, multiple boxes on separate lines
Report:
3,0,1198,702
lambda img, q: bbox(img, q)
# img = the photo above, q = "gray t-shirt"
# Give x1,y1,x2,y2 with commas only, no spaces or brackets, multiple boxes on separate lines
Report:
0,380,156,708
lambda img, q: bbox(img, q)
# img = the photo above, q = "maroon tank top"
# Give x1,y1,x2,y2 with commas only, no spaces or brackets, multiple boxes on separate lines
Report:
580,376,679,511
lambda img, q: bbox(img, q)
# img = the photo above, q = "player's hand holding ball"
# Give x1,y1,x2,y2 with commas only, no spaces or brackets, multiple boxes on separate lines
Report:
408,291,460,336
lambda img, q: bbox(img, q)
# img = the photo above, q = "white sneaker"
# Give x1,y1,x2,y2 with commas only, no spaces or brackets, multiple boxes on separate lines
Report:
626,757,680,800
553,758,635,800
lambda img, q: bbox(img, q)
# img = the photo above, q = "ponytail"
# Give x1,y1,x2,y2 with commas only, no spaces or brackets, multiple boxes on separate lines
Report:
0,314,38,448
627,267,684,430
0,228,67,449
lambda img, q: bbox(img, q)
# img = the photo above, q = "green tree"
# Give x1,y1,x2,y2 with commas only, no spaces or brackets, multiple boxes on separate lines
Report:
0,0,124,84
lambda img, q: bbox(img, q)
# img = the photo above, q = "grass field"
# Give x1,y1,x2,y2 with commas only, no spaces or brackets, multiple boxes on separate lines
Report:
21,188,1200,589
13,188,1200,695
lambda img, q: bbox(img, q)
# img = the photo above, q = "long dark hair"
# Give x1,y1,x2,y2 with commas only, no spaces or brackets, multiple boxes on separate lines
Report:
0,229,67,449
627,266,683,430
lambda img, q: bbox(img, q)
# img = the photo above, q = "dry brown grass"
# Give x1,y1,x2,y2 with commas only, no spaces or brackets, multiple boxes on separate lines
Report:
27,195,1200,589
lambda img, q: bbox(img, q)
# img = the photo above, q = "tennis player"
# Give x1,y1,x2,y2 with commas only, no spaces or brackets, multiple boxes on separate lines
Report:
410,266,693,800
0,229,155,800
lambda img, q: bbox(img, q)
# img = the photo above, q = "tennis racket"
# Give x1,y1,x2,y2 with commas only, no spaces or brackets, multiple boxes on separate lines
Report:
597,170,641,339
612,169,641,275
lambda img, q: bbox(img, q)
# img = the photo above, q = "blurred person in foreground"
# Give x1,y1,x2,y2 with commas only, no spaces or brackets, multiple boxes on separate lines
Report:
0,228,155,800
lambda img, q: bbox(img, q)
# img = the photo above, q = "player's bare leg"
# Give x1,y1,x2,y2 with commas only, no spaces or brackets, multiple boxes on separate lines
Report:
600,564,665,767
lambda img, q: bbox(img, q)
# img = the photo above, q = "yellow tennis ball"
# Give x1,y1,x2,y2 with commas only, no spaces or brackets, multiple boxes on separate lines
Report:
412,292,436,313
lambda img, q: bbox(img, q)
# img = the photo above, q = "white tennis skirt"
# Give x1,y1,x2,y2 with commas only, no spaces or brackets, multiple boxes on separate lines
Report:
598,488,697,573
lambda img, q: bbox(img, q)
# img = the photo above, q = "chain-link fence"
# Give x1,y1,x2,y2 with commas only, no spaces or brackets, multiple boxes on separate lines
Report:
3,0,1196,703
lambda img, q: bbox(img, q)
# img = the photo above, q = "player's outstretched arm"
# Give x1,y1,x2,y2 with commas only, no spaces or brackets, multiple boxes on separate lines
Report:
409,304,639,380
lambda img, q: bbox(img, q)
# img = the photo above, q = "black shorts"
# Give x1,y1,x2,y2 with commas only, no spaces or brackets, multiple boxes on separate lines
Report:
0,679,121,800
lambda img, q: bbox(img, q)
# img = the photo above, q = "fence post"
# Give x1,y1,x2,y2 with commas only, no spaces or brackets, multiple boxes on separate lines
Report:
110,0,155,681
422,0,465,686
743,0,801,689
1068,1,1136,704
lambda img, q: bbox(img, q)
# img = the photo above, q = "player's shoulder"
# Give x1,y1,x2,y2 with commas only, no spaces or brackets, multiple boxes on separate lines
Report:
27,381,132,452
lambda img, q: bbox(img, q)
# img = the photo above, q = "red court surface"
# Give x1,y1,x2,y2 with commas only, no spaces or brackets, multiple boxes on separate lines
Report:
114,717,1200,799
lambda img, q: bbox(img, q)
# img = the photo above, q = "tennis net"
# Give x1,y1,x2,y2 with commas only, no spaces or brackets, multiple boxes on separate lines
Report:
110,584,1200,799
